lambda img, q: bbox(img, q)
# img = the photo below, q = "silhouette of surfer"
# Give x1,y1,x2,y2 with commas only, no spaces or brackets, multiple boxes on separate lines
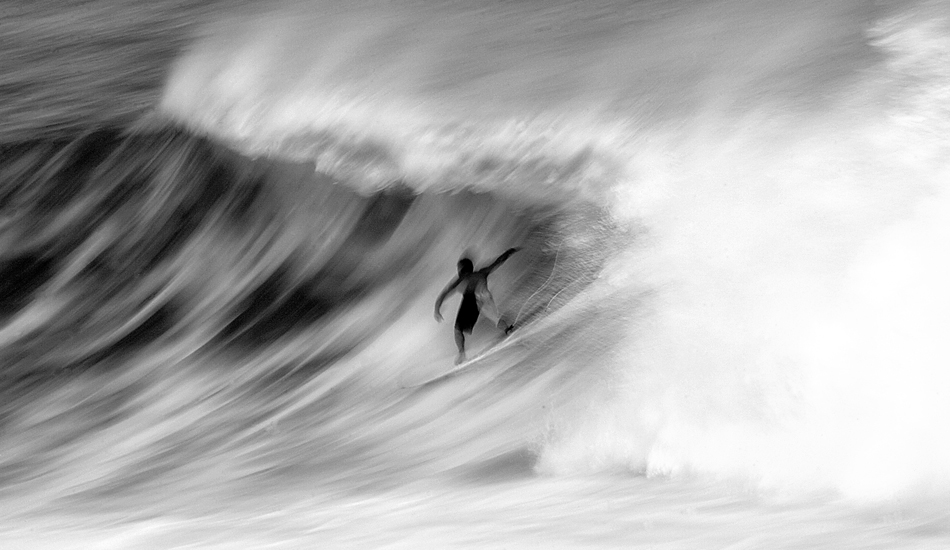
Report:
434,248,520,364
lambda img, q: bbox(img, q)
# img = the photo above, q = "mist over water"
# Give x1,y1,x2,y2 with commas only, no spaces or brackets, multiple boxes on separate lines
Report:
2,0,950,547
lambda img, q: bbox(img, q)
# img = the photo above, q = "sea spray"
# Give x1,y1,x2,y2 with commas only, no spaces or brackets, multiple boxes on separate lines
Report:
539,8,950,501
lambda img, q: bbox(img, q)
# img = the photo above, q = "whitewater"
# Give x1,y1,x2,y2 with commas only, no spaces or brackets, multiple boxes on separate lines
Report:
1,0,949,548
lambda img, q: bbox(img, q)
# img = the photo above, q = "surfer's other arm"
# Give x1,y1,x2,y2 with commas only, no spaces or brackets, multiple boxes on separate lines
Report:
482,247,520,274
434,277,460,322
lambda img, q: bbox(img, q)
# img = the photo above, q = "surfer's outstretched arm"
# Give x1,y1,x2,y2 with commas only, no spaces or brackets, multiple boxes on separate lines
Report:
482,247,520,274
434,277,460,322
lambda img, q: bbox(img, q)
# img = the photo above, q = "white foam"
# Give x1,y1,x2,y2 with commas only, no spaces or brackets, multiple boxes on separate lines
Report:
540,8,950,500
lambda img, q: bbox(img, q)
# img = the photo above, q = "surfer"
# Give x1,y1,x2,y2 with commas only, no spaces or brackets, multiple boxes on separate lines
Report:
434,247,520,364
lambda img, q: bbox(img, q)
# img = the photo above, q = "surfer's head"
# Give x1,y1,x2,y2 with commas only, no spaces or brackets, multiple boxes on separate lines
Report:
457,257,474,276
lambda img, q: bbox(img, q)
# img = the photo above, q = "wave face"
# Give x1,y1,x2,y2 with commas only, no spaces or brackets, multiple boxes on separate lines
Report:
2,0,950,514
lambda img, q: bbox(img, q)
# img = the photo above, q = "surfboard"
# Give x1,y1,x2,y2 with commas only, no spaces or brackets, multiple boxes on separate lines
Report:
404,321,539,388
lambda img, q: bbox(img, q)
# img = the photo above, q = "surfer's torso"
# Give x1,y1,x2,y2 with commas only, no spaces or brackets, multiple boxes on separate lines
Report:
454,271,493,334
458,271,490,299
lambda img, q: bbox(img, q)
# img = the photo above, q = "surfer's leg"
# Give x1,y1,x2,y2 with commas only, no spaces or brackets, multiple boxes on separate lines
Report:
476,290,512,334
454,327,466,364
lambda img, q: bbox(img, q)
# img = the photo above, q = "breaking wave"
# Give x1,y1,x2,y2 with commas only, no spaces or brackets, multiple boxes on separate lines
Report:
2,0,949,515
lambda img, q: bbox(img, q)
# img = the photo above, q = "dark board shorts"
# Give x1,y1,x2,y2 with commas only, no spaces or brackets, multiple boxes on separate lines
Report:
455,292,479,334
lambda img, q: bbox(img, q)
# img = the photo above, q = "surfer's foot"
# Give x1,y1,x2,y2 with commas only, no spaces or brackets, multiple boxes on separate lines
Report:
504,324,515,335
455,353,466,365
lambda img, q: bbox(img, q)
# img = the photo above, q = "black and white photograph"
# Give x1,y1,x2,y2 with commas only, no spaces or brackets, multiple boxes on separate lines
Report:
1,0,948,548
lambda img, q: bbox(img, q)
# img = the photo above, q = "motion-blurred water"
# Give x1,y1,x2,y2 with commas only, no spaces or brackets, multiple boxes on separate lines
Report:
2,0,949,547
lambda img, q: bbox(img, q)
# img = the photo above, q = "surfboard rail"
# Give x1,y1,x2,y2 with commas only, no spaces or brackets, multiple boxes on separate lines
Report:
402,320,543,388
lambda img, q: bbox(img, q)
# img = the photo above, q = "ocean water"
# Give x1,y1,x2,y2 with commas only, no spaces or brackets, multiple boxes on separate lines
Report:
2,0,949,548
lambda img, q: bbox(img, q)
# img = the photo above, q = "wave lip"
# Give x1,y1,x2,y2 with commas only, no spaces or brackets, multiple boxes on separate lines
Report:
162,82,634,203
